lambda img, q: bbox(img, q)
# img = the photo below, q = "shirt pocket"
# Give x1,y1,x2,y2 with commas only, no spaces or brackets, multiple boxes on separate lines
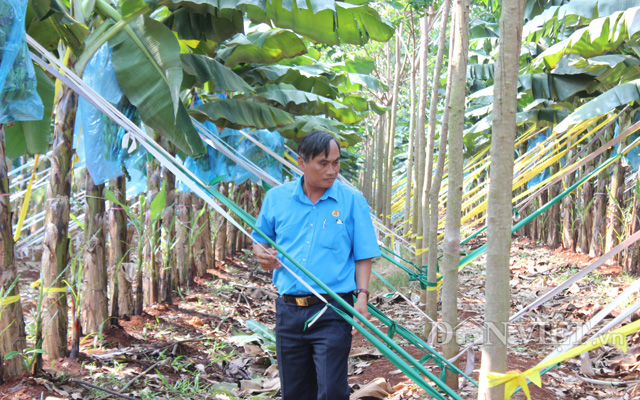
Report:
319,218,351,252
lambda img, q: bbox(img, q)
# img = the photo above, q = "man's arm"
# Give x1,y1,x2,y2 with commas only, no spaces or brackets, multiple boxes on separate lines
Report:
352,258,372,336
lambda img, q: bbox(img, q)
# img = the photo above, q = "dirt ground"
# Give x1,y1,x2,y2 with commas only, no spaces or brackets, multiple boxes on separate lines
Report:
3,235,640,399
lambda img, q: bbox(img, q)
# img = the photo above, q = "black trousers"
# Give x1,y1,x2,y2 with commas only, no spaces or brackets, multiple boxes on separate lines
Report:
275,294,353,400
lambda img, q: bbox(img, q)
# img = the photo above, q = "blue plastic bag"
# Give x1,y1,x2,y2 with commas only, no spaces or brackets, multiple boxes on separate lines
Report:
0,0,44,123
74,44,147,198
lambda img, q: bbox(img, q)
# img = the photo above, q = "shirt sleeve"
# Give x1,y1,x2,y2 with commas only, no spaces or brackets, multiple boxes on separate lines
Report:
352,194,381,260
251,190,276,244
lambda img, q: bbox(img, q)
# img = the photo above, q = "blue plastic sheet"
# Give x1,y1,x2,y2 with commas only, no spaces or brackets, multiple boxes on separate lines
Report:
74,44,147,198
178,96,284,192
0,0,44,123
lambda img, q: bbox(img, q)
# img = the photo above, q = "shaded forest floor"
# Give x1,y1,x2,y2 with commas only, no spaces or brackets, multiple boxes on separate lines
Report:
3,236,640,399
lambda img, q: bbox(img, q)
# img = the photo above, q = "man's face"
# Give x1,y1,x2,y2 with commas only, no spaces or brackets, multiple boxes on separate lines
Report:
298,141,341,191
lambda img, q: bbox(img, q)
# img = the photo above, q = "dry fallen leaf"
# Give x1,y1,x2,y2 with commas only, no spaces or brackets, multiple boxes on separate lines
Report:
188,316,204,326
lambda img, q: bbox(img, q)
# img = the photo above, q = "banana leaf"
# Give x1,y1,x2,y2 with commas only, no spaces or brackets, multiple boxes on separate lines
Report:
243,0,394,46
278,114,361,146
181,54,253,92
555,79,640,133
535,7,640,70
246,64,341,98
166,7,244,42
109,15,206,157
254,83,362,124
217,30,308,68
192,98,295,129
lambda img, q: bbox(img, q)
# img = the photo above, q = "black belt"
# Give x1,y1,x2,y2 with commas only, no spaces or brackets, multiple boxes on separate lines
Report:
282,293,350,307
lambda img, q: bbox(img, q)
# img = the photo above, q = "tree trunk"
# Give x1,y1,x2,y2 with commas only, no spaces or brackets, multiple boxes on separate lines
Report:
478,0,525,398
546,163,560,246
229,184,243,255
424,0,452,335
215,184,228,263
362,132,374,203
143,158,161,306
0,125,26,381
81,171,108,334
175,192,191,285
385,25,404,228
413,10,432,248
161,151,175,303
578,165,594,253
108,175,132,318
624,176,640,275
193,196,208,277
440,0,470,390
42,87,77,359
605,160,625,262
562,167,576,251
404,64,417,235
590,170,608,257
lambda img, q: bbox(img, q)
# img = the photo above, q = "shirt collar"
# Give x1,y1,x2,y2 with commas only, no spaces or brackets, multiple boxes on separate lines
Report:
292,177,339,203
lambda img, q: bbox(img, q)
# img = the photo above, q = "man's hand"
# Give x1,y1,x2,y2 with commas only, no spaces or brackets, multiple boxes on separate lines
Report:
253,243,280,271
351,293,370,336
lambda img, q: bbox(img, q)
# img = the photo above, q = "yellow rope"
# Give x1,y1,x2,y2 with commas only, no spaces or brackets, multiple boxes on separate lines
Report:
14,154,40,242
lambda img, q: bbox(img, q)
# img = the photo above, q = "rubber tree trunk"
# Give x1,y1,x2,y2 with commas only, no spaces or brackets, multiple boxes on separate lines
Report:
440,0,470,390
0,125,26,381
175,192,191,285
108,175,132,317
42,87,77,359
404,56,417,235
477,0,525,398
143,157,161,306
413,10,432,253
375,116,385,216
161,151,175,303
424,0,452,336
80,171,108,334
362,132,374,202
385,25,404,228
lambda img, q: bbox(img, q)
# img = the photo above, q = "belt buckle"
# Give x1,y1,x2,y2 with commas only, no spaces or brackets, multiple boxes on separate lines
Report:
295,297,309,306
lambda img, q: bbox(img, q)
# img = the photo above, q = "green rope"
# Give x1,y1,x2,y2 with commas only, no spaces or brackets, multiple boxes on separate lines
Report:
367,303,478,386
381,245,419,268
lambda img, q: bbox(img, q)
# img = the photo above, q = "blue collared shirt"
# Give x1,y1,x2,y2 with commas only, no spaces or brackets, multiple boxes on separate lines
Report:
251,178,381,295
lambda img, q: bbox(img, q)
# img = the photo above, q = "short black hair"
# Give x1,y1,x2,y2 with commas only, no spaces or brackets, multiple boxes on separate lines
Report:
298,131,340,162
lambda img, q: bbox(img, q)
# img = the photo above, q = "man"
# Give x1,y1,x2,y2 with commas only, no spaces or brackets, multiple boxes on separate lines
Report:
252,130,380,400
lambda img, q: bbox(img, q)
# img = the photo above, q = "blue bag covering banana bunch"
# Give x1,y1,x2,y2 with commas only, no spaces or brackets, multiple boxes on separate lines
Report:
0,0,44,123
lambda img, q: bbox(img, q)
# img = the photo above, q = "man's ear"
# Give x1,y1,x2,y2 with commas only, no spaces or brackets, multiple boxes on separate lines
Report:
297,156,305,170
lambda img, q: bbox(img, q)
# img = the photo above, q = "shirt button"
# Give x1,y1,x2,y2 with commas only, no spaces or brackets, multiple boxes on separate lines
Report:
306,241,310,244
313,206,316,209
310,223,313,227
302,258,306,261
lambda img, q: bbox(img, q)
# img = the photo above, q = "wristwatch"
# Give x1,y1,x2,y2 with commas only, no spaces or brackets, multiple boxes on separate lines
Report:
355,288,370,300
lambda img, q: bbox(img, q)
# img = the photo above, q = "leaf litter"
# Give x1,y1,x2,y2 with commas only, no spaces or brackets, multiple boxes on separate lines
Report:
5,236,640,399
